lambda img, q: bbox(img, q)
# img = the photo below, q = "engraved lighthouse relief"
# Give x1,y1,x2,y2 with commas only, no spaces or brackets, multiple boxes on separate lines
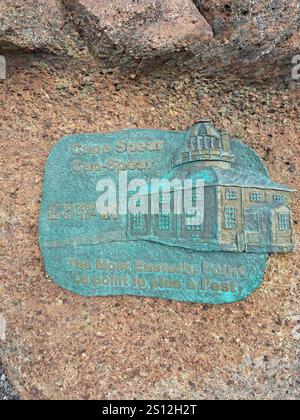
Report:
39,121,294,303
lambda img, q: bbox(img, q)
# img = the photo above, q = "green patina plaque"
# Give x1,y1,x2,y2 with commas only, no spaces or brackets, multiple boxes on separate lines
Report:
39,121,294,304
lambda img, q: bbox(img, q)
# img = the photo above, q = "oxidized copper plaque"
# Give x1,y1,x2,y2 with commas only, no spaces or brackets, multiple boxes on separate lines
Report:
39,121,294,303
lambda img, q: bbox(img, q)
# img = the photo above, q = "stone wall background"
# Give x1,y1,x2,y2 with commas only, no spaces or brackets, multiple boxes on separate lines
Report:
0,0,299,80
0,1,299,401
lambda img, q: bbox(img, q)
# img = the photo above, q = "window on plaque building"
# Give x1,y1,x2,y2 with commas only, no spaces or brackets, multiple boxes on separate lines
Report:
225,207,237,230
132,213,145,231
211,138,221,150
159,214,172,231
186,209,202,232
185,188,203,231
191,137,198,150
274,194,285,204
226,189,238,200
278,213,290,231
250,192,262,202
197,136,205,149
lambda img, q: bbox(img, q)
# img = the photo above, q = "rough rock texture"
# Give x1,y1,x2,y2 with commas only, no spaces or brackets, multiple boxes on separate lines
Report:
0,0,86,55
194,0,299,36
61,0,300,78
0,364,19,400
193,0,300,80
0,0,299,79
0,55,299,400
62,0,213,69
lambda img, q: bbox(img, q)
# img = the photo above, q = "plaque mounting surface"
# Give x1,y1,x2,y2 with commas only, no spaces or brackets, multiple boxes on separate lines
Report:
39,122,294,304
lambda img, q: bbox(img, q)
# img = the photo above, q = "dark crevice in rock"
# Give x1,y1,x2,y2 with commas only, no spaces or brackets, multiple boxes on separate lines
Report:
192,0,216,36
0,364,19,400
60,0,91,56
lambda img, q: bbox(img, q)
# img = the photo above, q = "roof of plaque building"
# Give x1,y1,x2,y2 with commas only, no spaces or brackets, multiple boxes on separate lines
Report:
137,165,293,197
167,166,294,191
137,120,294,196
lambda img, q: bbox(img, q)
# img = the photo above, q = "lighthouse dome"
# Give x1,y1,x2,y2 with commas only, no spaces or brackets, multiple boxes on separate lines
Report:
173,120,235,168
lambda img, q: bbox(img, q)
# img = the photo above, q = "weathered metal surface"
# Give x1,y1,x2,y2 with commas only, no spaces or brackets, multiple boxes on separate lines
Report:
39,122,294,303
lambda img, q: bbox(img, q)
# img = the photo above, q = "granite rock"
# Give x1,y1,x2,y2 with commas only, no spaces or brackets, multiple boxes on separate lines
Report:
0,0,86,55
0,55,299,400
193,0,300,79
0,0,299,80
62,0,213,69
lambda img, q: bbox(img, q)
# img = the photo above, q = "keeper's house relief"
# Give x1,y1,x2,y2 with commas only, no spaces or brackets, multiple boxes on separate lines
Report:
128,121,294,254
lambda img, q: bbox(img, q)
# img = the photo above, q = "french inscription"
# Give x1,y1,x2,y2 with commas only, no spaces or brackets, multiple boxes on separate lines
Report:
39,122,294,303
67,258,242,295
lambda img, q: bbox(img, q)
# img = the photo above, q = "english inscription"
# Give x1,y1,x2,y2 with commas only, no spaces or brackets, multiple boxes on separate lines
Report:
39,122,294,303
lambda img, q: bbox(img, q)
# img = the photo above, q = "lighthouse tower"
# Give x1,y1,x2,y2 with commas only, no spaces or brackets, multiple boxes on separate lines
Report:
173,120,235,169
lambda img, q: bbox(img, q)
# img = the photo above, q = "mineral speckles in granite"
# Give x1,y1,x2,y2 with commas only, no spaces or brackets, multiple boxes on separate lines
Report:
0,56,299,399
